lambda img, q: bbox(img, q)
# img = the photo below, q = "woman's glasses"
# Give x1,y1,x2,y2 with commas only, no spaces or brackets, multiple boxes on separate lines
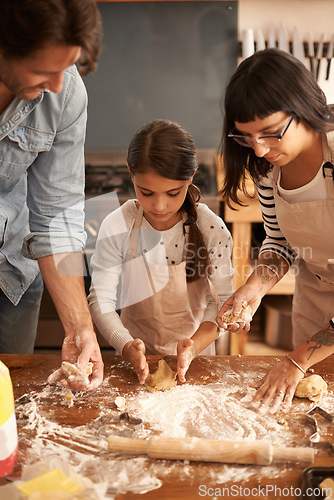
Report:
228,115,294,148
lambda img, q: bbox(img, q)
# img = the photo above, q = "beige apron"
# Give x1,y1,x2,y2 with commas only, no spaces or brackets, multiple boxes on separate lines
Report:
120,206,216,355
272,132,334,347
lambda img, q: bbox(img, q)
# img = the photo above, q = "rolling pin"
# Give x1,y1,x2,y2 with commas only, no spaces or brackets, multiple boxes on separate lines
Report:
108,435,314,466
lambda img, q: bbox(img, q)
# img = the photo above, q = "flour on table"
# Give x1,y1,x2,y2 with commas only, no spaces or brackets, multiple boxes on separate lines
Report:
13,360,333,497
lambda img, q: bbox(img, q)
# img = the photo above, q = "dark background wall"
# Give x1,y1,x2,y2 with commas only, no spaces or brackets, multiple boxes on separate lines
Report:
83,1,238,151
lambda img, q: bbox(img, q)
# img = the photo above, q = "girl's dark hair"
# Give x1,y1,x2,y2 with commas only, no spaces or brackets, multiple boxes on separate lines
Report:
219,48,334,206
0,0,103,75
127,119,210,282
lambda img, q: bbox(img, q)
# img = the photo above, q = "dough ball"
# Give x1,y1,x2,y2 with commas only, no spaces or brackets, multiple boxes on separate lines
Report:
61,361,93,387
145,359,177,392
221,300,252,326
115,396,126,411
295,374,327,402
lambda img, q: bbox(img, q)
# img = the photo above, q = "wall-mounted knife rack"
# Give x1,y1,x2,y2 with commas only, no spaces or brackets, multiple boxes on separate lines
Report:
238,41,332,57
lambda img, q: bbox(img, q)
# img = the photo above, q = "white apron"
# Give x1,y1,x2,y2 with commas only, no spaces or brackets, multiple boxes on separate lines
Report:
120,206,216,355
272,132,334,347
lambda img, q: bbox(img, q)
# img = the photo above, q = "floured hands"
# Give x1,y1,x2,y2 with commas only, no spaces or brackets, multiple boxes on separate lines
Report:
250,357,305,414
177,338,196,382
216,286,261,333
47,328,104,391
124,338,149,385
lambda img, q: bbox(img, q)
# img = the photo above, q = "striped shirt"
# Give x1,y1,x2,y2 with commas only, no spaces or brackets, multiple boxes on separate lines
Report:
257,175,296,266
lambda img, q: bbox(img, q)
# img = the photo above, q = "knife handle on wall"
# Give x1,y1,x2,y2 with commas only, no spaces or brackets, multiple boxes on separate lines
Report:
326,59,331,80
316,59,321,81
108,435,314,466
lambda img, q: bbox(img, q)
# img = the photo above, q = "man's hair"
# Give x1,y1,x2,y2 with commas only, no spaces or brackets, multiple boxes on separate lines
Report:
0,0,103,74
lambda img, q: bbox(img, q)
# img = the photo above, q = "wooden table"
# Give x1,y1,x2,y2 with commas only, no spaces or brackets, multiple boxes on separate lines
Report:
1,353,334,499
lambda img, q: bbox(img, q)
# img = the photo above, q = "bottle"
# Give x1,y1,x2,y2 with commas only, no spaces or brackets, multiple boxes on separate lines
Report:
0,360,18,477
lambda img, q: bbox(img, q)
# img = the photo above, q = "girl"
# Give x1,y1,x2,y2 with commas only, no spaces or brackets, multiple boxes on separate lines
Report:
216,49,334,413
89,119,234,383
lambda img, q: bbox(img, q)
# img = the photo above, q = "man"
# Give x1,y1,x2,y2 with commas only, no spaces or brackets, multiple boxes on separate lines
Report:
0,0,104,389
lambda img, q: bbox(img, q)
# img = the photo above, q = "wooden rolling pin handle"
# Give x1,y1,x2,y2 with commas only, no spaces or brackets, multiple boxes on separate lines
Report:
108,436,314,466
148,437,272,465
272,446,314,464
108,436,272,465
108,435,148,455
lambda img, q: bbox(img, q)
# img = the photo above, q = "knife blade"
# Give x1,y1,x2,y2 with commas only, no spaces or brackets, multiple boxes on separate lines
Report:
292,26,306,65
307,31,315,76
255,28,266,52
326,34,334,80
315,33,325,81
278,22,289,53
242,28,255,59
268,27,276,49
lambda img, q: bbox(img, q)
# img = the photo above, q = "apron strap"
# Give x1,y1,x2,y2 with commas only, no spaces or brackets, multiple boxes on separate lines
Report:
129,204,143,259
130,204,158,295
326,131,334,164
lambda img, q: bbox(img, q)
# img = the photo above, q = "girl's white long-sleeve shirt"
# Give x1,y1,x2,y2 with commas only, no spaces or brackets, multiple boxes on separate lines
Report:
88,200,234,353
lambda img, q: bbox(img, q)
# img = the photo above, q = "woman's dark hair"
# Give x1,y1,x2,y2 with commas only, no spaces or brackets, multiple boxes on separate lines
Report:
0,0,103,74
127,119,210,282
219,48,334,206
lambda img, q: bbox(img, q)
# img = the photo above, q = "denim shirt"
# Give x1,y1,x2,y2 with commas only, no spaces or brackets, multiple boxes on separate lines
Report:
0,65,87,305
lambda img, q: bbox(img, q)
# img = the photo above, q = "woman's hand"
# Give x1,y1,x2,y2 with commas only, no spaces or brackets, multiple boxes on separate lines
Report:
250,357,305,414
123,338,149,385
216,285,262,333
177,338,196,382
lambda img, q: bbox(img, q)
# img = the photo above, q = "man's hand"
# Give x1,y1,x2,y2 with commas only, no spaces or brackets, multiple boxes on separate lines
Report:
48,328,104,391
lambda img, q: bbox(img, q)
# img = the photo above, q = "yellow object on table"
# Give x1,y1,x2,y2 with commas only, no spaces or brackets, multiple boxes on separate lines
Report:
0,360,18,477
17,468,82,497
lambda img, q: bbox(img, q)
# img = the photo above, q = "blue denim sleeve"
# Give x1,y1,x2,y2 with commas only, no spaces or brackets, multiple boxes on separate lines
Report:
24,67,87,259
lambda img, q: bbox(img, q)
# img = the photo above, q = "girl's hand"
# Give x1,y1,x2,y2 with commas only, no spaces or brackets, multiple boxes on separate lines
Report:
177,338,196,382
216,286,262,333
250,357,305,414
125,339,149,385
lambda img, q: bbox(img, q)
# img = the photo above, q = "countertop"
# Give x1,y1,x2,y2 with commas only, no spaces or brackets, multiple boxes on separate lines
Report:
1,353,334,499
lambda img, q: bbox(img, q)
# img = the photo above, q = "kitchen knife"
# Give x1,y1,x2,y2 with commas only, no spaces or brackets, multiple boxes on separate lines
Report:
242,28,255,59
292,26,306,65
108,435,315,466
278,22,289,53
307,31,315,76
315,33,325,81
268,27,276,49
326,34,334,80
255,28,266,52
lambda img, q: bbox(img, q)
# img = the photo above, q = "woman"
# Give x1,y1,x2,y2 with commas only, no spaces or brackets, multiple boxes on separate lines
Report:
89,119,233,384
216,48,334,413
